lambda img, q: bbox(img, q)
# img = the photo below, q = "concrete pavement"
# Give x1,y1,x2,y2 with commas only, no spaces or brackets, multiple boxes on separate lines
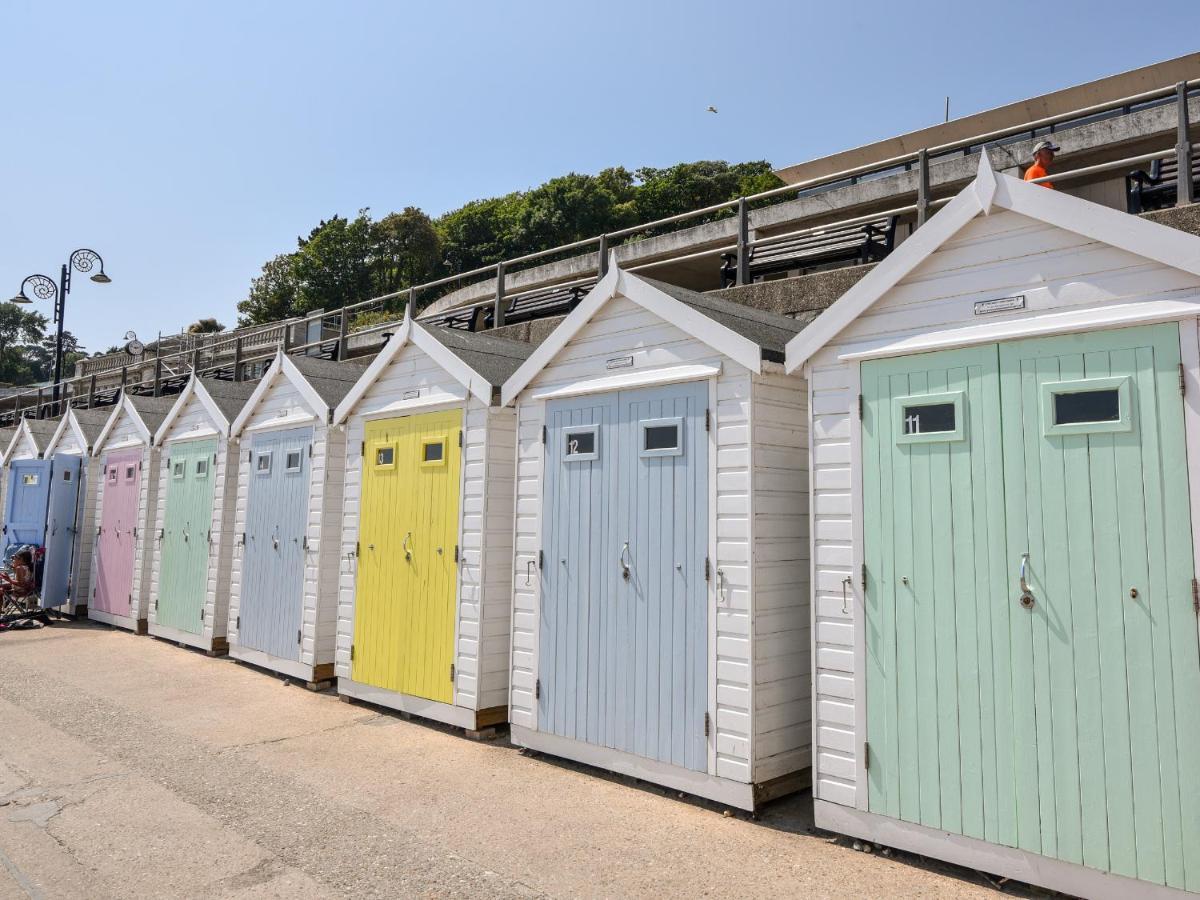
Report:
0,622,1031,898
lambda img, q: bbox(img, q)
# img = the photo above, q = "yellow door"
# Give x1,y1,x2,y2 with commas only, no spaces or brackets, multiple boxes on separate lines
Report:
352,409,462,703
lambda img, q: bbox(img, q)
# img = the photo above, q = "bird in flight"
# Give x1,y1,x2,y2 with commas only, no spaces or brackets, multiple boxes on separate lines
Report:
706,106,718,114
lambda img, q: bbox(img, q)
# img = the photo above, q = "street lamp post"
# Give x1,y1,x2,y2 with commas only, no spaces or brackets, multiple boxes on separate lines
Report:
11,248,111,415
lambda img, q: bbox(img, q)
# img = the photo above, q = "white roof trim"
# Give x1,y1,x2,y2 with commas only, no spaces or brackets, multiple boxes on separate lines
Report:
242,411,319,433
785,152,1200,372
530,363,722,401
43,410,89,457
153,377,232,446
353,391,467,421
333,312,493,424
92,394,153,455
501,255,762,407
1,421,33,465
230,351,329,437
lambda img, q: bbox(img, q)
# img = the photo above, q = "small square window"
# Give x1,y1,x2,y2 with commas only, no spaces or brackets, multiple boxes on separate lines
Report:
172,461,185,479
61,470,72,483
285,450,303,472
21,473,39,486
375,445,395,467
108,468,118,485
894,391,965,444
421,438,446,466
563,425,599,462
1041,376,1131,436
256,452,272,475
195,458,209,478
125,465,136,481
639,417,684,458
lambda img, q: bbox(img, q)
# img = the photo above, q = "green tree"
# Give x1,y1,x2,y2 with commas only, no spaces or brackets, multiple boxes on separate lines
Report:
25,330,85,383
0,304,49,384
371,208,442,297
186,317,226,334
435,193,525,273
632,160,783,227
237,253,301,326
292,212,376,315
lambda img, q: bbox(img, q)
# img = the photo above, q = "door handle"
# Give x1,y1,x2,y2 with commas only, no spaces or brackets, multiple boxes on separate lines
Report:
1018,552,1034,609
402,532,412,562
619,541,631,580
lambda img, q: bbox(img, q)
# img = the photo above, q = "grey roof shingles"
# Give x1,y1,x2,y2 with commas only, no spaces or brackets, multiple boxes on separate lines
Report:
637,276,804,363
198,378,259,425
125,394,179,437
70,407,114,446
421,326,534,387
288,355,374,408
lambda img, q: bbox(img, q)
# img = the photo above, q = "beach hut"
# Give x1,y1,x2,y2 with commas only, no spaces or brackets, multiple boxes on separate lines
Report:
148,377,256,653
499,259,809,810
2,417,61,563
0,426,17,541
333,310,532,732
784,153,1200,898
225,352,369,686
88,392,177,632
40,407,112,613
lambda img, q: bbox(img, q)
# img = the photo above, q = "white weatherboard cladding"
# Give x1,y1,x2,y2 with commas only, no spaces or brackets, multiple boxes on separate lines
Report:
227,373,342,677
807,208,1200,811
148,392,237,647
335,340,515,717
89,407,159,627
510,293,811,792
8,431,38,461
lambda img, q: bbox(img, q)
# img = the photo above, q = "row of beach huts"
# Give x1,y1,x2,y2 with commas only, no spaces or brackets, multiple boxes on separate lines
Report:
4,163,1200,898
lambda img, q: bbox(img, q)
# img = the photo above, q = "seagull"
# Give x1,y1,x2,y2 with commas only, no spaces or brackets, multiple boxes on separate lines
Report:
706,106,718,114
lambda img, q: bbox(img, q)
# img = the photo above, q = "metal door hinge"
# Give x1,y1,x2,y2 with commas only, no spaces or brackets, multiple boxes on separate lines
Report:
538,550,544,570
458,430,463,448
355,541,360,558
350,644,355,661
704,711,711,738
863,741,870,770
541,425,547,445
308,443,312,457
705,408,711,432
155,598,159,609
861,563,867,590
1181,363,1187,396
236,615,240,628
704,556,711,582
92,587,96,598
360,441,365,457
247,449,252,463
200,608,205,622
858,394,864,419
450,663,456,682
1193,577,1199,614
454,544,460,563
534,678,541,700
297,629,302,645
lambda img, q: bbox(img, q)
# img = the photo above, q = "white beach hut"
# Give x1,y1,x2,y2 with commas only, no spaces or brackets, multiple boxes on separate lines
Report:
226,352,369,687
332,310,532,732
785,153,1200,899
499,259,810,810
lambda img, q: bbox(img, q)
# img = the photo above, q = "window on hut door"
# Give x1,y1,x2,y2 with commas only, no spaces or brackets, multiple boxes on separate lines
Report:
352,409,462,704
861,323,1200,892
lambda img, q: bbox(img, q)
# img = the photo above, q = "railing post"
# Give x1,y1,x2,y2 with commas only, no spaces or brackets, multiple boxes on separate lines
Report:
233,337,244,382
35,388,44,419
191,348,200,373
87,375,96,408
1177,81,1194,207
494,263,506,329
916,148,931,227
120,366,128,389
735,197,750,286
336,309,349,362
281,321,292,353
153,357,162,397
598,234,609,277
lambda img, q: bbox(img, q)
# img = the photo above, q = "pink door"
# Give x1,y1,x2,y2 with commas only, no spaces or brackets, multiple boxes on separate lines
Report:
93,449,142,617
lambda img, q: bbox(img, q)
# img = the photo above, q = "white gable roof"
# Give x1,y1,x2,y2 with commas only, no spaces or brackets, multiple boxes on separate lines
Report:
230,351,329,437
334,306,495,423
785,151,1200,372
93,394,154,453
43,410,90,457
153,377,232,445
4,418,51,463
500,257,773,406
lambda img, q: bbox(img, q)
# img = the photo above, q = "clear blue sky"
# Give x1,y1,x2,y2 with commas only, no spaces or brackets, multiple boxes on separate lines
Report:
3,0,1197,351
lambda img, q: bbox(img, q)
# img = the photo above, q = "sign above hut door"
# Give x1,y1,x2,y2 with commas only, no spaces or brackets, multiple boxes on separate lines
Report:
353,410,462,703
158,439,218,634
540,381,709,773
862,323,1200,892
41,454,83,608
3,459,51,553
239,427,311,661
94,449,143,618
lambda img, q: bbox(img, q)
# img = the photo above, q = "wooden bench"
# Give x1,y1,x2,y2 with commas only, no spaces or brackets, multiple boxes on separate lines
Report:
1126,154,1200,213
435,282,592,332
720,216,897,288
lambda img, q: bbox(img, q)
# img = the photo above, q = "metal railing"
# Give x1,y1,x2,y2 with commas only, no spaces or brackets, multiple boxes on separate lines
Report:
6,79,1197,426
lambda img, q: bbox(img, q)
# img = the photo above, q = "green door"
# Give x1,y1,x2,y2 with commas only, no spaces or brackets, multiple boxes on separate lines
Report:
158,439,217,634
863,323,1200,892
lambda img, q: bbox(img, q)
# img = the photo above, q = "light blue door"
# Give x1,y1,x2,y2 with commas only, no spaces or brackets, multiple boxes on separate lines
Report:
239,427,311,661
41,454,83,607
3,460,51,553
540,380,709,772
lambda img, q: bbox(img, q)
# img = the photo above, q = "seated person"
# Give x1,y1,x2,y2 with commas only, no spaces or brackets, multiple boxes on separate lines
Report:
0,549,37,608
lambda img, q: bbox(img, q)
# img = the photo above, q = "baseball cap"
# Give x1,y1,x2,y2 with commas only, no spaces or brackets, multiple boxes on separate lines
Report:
1032,139,1060,158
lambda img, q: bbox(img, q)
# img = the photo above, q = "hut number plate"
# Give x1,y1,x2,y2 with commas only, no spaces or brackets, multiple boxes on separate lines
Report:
974,294,1025,316
606,356,634,370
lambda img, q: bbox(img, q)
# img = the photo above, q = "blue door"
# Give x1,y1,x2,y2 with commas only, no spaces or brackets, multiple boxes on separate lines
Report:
540,380,709,772
3,460,52,553
41,454,83,607
239,427,311,661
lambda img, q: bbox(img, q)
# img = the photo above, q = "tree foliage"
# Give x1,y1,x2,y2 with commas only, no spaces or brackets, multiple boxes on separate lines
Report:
0,303,88,386
236,160,782,326
187,317,226,334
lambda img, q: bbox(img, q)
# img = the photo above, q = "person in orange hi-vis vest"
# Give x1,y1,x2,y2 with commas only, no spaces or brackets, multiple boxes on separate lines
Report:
1024,139,1059,189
